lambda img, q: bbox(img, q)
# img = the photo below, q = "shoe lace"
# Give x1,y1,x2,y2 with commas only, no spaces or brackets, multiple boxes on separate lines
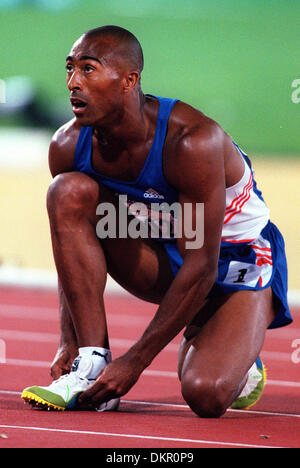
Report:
52,372,87,386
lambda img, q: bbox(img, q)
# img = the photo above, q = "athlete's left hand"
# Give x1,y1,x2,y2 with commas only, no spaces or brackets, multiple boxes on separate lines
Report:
78,354,144,409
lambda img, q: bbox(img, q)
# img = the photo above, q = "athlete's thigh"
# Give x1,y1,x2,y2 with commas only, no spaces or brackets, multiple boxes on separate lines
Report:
178,287,276,385
97,185,174,304
102,235,174,303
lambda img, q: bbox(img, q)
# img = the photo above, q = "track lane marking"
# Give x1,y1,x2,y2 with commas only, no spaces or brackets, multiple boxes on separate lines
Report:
0,424,285,448
1,390,300,418
1,303,299,338
2,357,300,388
0,328,297,359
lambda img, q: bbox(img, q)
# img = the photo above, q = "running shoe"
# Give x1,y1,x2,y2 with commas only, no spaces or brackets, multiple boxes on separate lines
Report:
231,356,266,410
21,354,120,412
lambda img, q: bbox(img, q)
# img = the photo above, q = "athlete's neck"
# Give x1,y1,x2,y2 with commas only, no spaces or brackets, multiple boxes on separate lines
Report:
93,92,152,151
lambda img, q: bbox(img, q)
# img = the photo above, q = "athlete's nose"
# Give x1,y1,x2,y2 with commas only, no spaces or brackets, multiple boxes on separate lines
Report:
67,70,82,91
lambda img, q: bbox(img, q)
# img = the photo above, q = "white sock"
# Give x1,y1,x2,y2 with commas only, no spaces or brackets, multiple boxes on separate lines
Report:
77,346,112,380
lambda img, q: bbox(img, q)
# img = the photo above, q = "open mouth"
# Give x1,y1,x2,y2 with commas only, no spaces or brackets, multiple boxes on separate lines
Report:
70,98,88,114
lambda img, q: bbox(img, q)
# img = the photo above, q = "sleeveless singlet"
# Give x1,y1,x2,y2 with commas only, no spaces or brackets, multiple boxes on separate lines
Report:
74,95,269,243
73,95,291,329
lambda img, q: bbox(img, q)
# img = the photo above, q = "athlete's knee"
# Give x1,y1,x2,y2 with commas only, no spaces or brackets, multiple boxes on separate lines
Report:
181,370,230,418
47,172,99,220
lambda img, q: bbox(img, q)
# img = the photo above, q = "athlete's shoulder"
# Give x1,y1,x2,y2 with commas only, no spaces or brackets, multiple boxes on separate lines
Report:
167,100,228,163
48,118,81,177
170,100,225,143
165,99,232,193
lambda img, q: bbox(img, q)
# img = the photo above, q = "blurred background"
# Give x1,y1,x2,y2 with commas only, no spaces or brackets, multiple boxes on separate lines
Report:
0,0,299,292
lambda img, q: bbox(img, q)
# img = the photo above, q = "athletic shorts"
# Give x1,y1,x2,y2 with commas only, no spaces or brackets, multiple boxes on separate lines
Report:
163,221,292,329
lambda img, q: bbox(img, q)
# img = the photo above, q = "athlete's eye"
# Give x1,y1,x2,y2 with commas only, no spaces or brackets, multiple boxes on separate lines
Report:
65,64,73,72
84,65,94,73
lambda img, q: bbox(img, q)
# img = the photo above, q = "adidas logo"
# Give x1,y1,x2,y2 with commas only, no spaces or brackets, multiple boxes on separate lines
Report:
143,188,165,200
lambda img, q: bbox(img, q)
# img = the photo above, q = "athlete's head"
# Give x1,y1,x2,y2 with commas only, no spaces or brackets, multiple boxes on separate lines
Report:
83,25,144,75
66,25,144,125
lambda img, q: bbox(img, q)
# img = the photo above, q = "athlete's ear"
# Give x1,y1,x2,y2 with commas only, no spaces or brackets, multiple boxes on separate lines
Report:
123,71,140,92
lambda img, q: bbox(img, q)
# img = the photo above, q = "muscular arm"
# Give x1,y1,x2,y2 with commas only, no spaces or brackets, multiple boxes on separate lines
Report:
79,119,227,405
48,120,79,378
48,119,77,177
127,121,226,365
50,281,79,379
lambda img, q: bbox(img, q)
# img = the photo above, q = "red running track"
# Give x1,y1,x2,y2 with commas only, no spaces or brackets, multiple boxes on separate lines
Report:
0,286,300,448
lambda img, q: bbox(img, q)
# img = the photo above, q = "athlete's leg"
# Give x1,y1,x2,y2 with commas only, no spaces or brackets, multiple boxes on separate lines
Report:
47,172,174,348
178,287,276,418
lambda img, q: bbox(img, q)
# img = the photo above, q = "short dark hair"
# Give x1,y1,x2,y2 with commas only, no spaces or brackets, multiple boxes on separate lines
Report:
83,25,144,73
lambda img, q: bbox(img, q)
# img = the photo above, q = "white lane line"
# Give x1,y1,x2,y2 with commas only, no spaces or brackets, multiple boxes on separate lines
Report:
0,329,59,343
0,265,299,308
0,329,179,352
0,328,297,359
1,302,299,336
0,304,151,327
1,390,300,419
0,424,284,448
0,304,58,320
124,399,300,418
2,357,300,390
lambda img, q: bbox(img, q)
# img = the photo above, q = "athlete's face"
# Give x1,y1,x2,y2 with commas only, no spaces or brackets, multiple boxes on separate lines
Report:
66,36,126,126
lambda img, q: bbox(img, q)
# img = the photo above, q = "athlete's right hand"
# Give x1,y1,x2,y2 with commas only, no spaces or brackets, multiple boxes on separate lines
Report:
50,345,78,380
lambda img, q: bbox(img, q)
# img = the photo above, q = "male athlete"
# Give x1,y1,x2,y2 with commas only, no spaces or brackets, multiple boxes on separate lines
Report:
21,26,292,417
